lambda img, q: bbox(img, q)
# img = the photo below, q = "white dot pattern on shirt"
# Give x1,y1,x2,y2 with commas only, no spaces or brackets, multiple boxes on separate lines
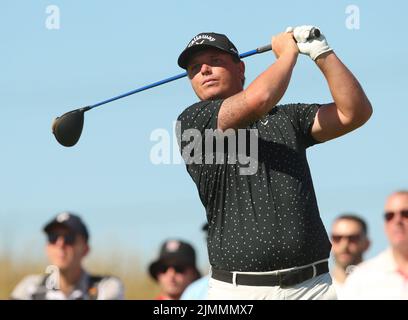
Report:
177,102,331,272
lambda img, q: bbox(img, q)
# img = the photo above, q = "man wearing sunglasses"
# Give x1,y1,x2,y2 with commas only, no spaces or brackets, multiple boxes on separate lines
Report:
341,191,408,299
330,215,370,297
10,212,124,300
149,239,201,300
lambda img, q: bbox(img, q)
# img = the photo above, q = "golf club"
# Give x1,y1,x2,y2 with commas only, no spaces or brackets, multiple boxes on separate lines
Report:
52,28,320,147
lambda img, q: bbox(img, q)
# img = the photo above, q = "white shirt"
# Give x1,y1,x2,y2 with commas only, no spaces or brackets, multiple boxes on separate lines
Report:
10,271,124,300
332,278,345,298
340,249,408,300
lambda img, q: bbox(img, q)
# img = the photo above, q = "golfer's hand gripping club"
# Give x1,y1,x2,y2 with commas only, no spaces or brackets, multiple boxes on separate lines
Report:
288,26,332,60
243,27,321,58
52,27,321,147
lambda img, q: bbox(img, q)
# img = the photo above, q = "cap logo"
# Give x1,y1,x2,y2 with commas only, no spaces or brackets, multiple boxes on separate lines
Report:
56,212,70,222
188,34,216,48
166,240,181,252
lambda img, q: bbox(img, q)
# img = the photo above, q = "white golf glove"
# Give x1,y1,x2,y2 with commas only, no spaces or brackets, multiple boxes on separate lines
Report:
286,25,333,60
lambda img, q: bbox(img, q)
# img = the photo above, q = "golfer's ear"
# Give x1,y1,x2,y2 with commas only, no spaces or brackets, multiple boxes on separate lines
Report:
239,61,245,83
240,60,245,73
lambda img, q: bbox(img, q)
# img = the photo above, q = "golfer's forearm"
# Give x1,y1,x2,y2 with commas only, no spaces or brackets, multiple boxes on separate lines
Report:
316,52,372,125
218,52,297,130
245,52,298,117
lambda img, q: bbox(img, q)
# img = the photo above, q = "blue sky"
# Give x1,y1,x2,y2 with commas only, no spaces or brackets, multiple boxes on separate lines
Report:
1,0,407,272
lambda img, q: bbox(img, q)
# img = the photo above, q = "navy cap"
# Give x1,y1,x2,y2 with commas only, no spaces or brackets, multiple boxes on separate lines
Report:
43,212,89,242
149,239,200,280
178,32,240,69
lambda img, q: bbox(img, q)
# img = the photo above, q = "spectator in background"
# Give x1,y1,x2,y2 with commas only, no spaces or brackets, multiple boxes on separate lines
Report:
181,223,210,300
341,191,408,299
330,214,370,296
10,212,124,300
149,239,201,300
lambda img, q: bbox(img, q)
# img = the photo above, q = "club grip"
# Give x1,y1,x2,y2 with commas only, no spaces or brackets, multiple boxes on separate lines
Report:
243,27,322,58
309,27,320,40
257,44,272,53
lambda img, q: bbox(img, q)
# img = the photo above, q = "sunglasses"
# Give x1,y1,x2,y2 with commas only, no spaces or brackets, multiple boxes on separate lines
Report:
331,234,362,243
157,265,188,274
47,232,76,245
384,210,408,222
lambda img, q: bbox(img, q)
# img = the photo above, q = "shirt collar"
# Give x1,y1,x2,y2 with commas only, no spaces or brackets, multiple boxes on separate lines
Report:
45,269,90,300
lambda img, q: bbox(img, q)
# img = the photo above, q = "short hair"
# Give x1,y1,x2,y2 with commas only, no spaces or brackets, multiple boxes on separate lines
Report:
231,56,241,64
334,214,368,236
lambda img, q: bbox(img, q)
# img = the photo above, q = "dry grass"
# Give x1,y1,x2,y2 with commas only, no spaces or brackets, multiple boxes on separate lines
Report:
0,249,160,300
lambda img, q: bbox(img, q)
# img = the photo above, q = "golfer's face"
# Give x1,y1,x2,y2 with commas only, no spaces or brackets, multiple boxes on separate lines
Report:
45,226,88,271
187,49,244,101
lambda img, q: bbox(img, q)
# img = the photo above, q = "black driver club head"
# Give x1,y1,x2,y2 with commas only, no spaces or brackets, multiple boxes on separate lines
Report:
52,107,90,147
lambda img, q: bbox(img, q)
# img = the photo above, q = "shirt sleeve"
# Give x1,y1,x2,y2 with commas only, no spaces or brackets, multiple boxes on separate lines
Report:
9,275,43,300
176,100,223,163
280,103,322,148
176,100,223,207
177,100,222,134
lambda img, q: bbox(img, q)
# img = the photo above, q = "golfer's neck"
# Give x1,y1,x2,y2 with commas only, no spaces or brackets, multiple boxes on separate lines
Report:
59,266,83,294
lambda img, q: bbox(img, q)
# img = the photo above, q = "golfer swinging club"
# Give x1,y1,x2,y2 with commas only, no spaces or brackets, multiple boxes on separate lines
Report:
176,26,372,299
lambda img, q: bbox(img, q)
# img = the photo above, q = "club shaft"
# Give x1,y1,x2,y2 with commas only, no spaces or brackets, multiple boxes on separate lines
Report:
88,45,272,110
89,27,321,110
90,72,187,109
